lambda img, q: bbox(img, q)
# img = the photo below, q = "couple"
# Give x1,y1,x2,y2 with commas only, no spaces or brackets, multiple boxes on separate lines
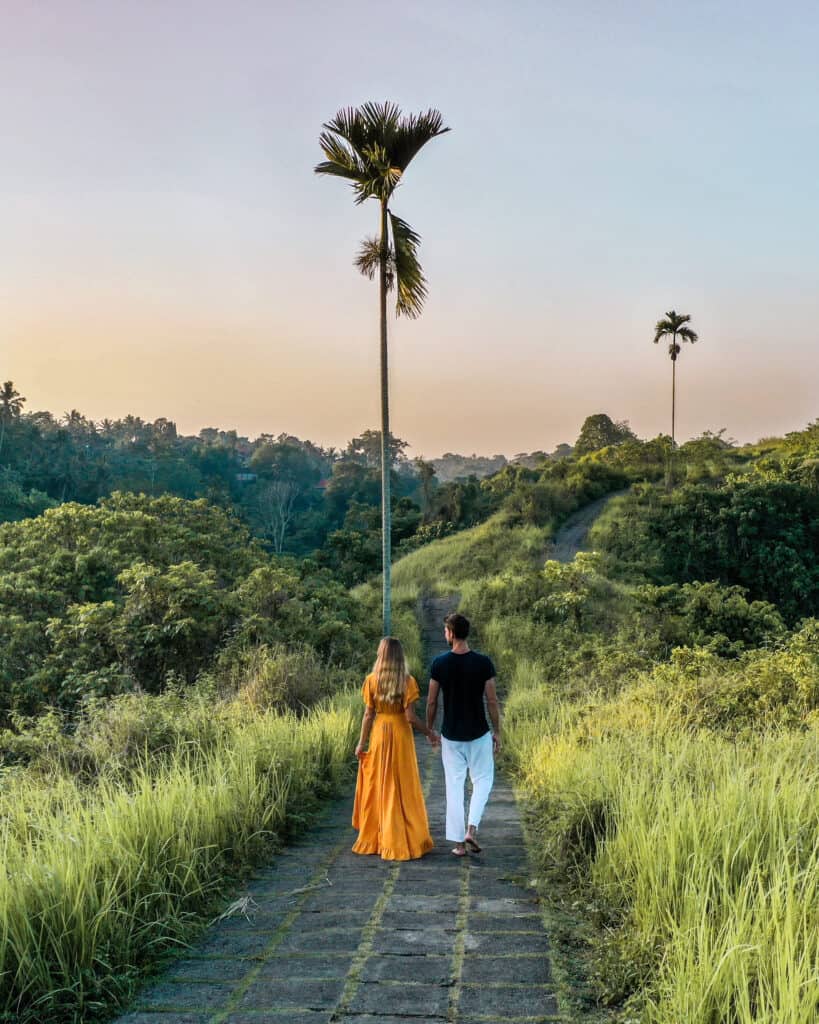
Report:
352,612,501,860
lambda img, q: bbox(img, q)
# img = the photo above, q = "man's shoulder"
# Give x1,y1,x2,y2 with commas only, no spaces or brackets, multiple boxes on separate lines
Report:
471,650,496,676
430,651,451,673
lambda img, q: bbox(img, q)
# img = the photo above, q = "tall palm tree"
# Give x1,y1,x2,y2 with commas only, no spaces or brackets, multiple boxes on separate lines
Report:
653,310,699,447
653,310,699,488
316,101,449,635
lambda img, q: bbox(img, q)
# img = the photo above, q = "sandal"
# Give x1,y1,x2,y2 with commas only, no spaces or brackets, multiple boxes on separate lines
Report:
451,844,468,857
464,835,482,854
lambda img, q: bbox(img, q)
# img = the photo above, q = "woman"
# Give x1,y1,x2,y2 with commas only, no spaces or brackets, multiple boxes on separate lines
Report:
352,637,438,860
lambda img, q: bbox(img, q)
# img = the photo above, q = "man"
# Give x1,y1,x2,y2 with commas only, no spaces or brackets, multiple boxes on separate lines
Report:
426,612,500,857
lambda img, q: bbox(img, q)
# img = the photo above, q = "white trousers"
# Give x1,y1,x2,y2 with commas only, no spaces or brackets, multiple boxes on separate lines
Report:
441,732,494,842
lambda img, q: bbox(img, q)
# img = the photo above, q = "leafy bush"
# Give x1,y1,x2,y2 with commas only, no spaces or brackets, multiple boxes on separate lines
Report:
653,620,819,731
635,580,786,656
594,478,819,623
230,643,350,714
0,684,232,778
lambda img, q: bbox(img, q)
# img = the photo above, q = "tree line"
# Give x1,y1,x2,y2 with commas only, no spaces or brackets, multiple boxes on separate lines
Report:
0,384,514,583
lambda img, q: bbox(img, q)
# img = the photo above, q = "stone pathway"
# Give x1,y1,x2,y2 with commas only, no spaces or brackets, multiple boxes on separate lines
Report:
115,736,561,1024
419,594,458,666
114,594,562,1024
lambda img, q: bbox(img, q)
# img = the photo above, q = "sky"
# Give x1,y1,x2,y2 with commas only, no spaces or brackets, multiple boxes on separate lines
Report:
3,0,819,457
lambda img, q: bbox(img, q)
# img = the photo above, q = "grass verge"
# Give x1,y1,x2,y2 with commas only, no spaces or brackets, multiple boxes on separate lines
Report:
0,696,358,1023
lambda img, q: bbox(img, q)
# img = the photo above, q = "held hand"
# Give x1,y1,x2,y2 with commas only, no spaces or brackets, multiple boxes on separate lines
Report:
492,733,501,755
427,730,440,747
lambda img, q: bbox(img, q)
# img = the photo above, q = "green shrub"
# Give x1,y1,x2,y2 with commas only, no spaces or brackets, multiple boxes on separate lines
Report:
230,643,349,714
0,684,233,778
635,580,787,656
0,500,373,721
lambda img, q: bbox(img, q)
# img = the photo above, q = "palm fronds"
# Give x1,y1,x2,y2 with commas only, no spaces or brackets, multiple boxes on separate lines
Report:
354,219,427,319
355,237,394,291
389,108,450,171
316,100,447,318
316,99,448,635
389,213,427,318
654,310,699,347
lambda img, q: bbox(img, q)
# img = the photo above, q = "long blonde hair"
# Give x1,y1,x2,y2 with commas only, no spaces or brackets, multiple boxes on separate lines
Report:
373,637,409,705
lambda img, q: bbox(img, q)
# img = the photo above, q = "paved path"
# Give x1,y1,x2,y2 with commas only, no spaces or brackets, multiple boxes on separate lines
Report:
419,593,457,668
116,737,560,1024
113,598,563,1023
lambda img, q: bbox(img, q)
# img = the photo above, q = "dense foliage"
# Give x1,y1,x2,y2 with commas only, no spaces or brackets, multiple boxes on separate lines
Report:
3,393,818,1023
592,429,819,623
0,385,524,584
0,493,373,722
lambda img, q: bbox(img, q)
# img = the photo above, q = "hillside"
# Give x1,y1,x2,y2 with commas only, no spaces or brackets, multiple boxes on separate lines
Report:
1,416,817,1022
387,419,819,1023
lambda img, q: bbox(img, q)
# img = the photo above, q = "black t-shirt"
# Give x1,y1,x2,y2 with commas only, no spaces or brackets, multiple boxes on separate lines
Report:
430,650,496,742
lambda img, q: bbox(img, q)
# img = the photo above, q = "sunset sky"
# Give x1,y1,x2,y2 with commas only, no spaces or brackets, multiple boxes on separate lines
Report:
4,1,818,457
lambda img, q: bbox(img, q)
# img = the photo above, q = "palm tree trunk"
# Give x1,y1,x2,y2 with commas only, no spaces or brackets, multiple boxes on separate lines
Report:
379,199,392,636
667,332,677,492
671,340,677,449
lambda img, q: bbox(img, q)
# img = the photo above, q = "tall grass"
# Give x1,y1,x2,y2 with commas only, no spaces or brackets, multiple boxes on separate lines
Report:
392,513,550,593
395,500,819,1022
519,721,819,1022
0,699,357,1022
352,578,424,676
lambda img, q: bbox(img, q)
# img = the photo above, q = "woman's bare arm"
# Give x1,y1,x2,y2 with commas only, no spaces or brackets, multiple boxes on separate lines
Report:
405,701,439,744
355,707,376,757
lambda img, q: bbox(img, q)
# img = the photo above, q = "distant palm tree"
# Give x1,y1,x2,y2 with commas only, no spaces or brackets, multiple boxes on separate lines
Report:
0,381,24,421
316,101,449,635
654,310,699,487
62,409,91,434
0,381,25,457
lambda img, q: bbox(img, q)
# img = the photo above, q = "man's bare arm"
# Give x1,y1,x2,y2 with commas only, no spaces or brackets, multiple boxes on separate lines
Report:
426,678,440,733
485,677,501,753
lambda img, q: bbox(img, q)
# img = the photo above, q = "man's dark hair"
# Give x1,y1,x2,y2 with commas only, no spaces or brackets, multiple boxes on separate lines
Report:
444,612,470,639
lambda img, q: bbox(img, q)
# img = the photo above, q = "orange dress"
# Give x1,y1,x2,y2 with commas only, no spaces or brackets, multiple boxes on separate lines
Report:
352,674,434,861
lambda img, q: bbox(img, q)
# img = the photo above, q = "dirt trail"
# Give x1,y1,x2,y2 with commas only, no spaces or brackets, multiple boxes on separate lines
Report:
548,491,626,563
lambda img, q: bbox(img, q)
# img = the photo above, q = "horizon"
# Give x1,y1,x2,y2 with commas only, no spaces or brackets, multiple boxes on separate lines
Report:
7,384,814,461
